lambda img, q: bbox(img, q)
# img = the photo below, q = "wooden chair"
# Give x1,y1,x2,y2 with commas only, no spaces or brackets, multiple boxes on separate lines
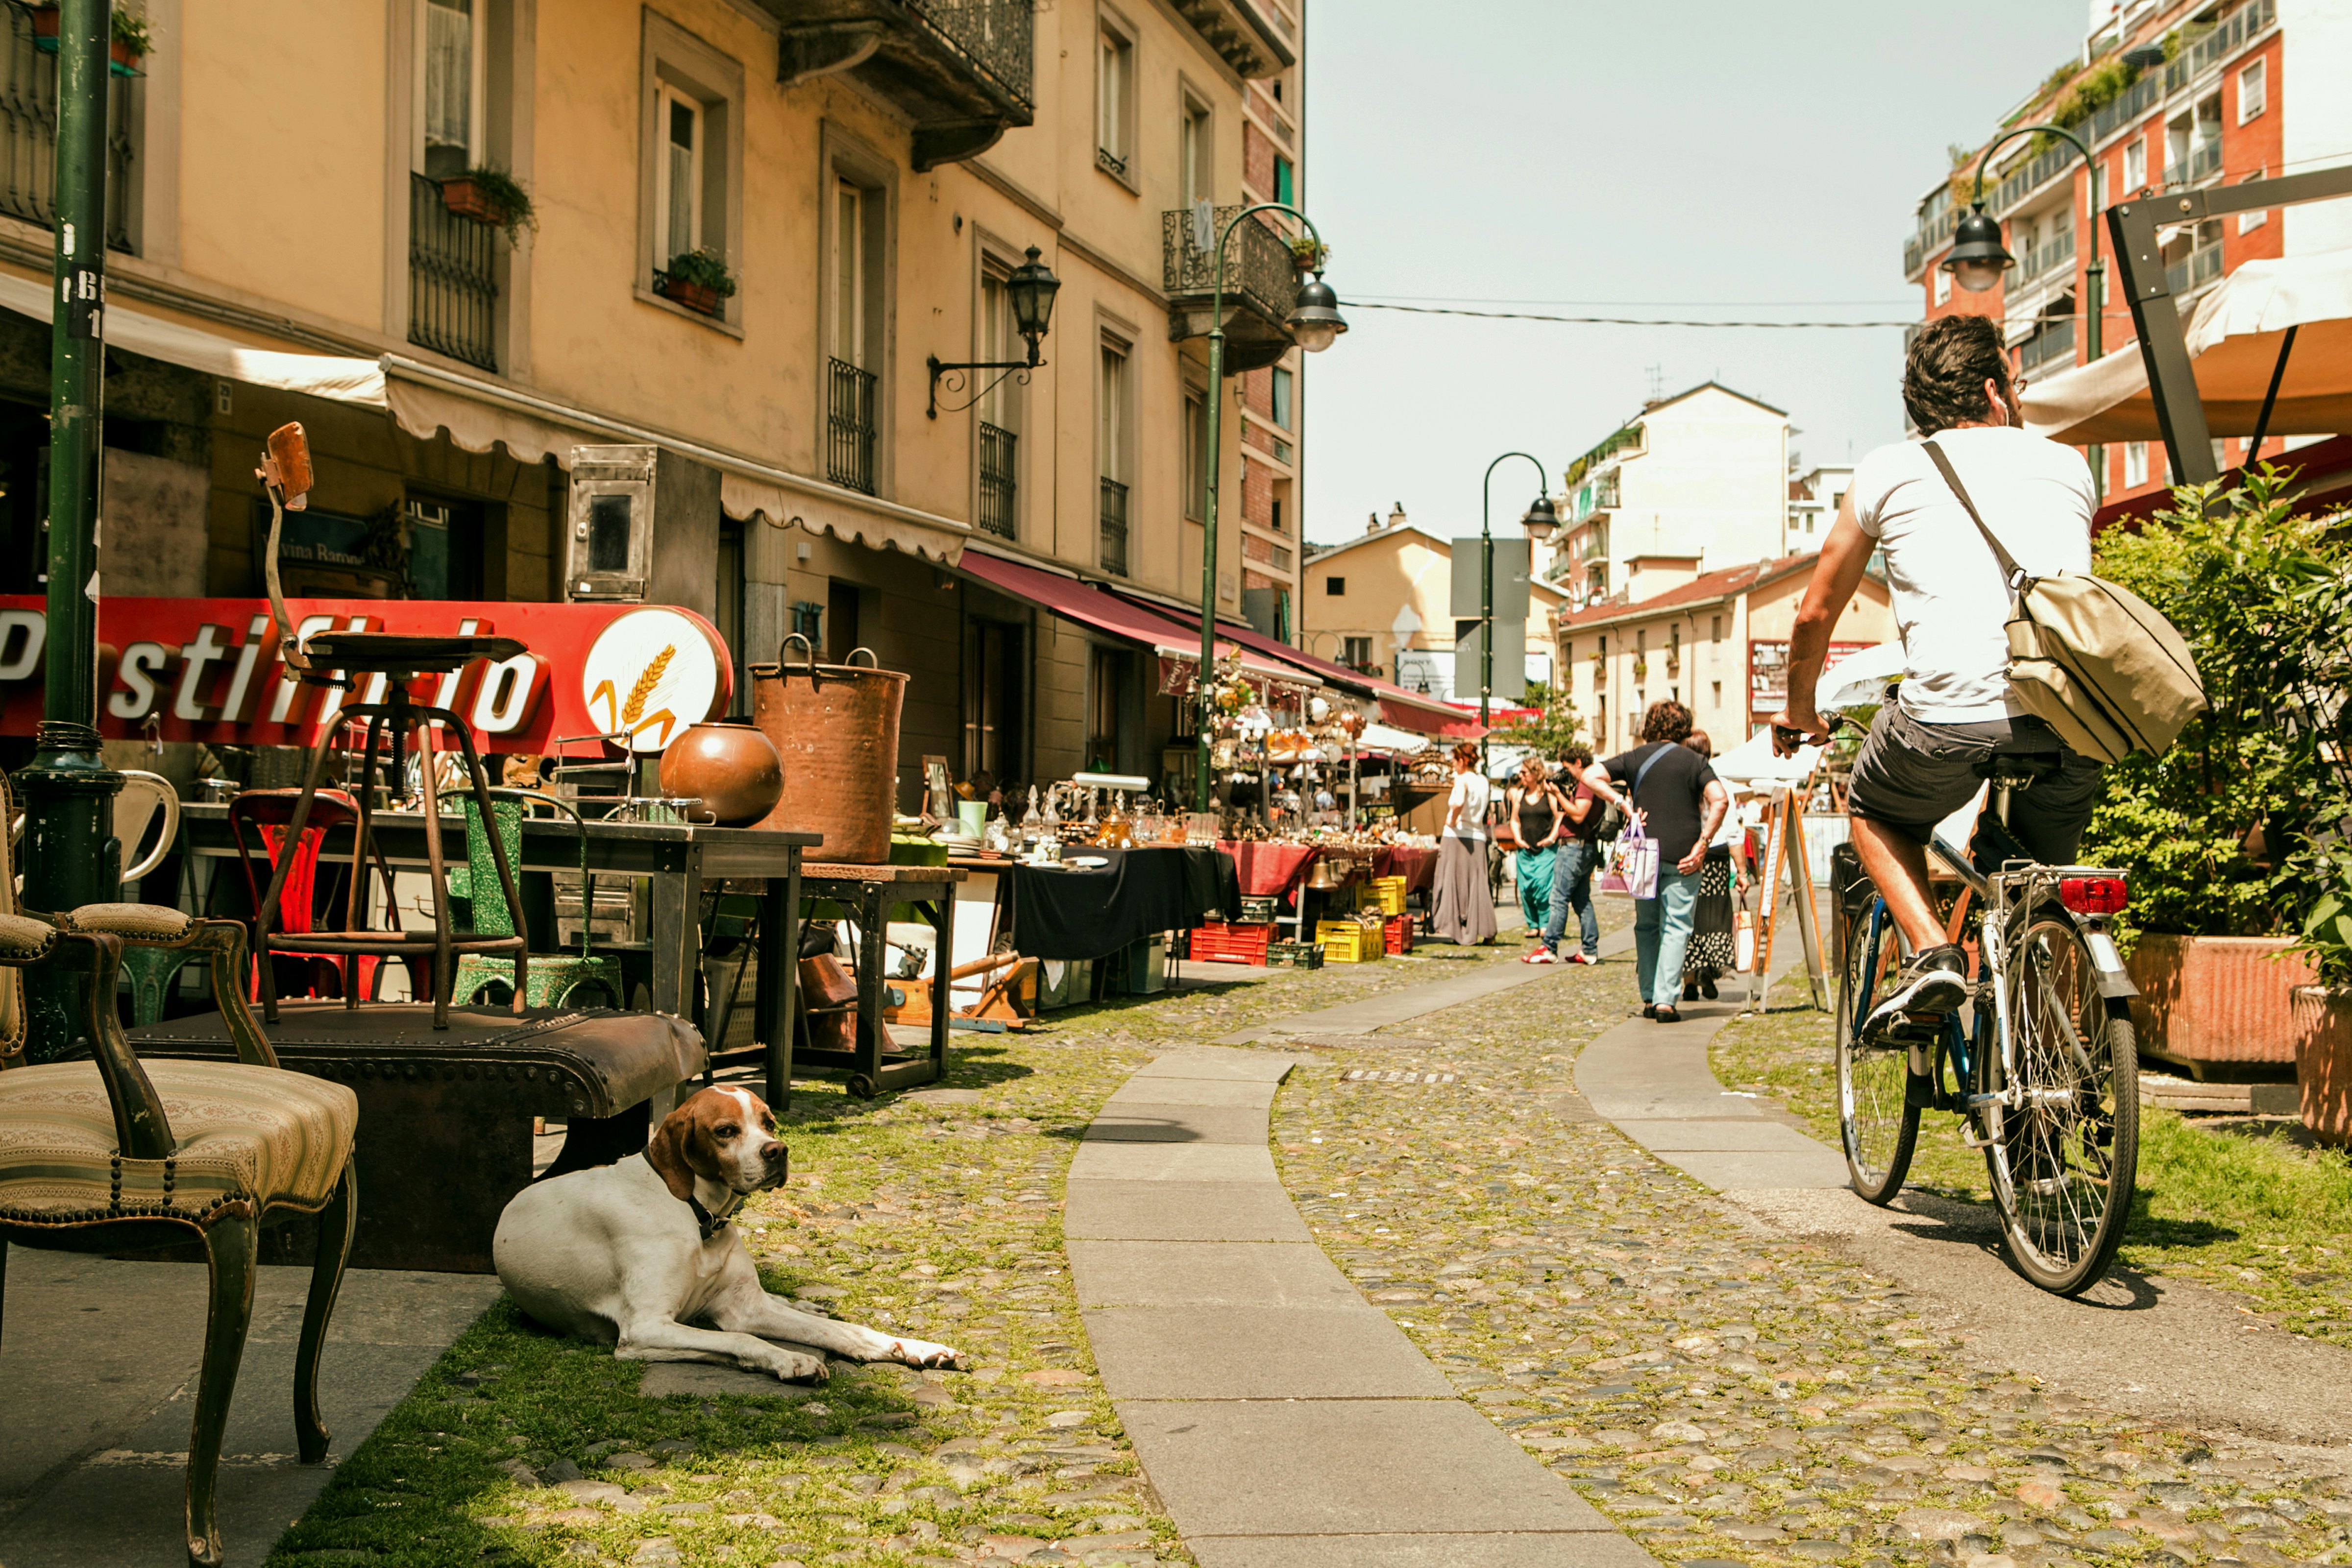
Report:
0,774,359,1568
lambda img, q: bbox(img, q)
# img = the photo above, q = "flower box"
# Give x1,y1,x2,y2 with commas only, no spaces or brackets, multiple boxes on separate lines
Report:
2126,934,2315,1078
2293,987,2352,1144
438,176,509,228
656,275,724,316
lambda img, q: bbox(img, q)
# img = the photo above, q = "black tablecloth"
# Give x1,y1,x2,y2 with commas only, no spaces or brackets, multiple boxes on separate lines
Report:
999,845,1241,962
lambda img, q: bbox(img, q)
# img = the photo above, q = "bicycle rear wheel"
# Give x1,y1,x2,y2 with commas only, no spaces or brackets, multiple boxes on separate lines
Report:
1837,895,1919,1205
1979,892,2139,1296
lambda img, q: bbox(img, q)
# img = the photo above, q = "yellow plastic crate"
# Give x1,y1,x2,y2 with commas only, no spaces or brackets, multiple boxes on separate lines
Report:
1315,919,1384,964
1366,875,1407,916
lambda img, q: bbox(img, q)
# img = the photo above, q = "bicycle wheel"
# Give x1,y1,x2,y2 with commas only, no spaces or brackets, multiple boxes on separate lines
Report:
1836,895,1919,1205
1978,891,2139,1296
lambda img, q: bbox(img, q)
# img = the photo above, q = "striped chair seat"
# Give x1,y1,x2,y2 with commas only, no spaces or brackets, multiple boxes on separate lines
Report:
0,1061,356,1228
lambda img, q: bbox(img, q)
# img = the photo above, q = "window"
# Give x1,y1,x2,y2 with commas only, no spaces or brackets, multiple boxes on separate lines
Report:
1933,266,1951,307
419,0,482,178
1274,154,1294,206
1270,366,1294,431
656,89,702,264
2238,169,2268,234
403,494,484,599
824,141,889,494
1182,385,1207,519
2238,57,2266,123
963,621,1023,781
826,580,861,662
2123,137,2146,194
2125,441,2149,486
1710,614,1723,641
1087,646,1130,772
1097,24,1133,179
1325,577,1345,596
1181,100,1213,208
833,182,865,366
1271,477,1290,535
1098,340,1131,575
978,265,1020,539
1343,635,1372,670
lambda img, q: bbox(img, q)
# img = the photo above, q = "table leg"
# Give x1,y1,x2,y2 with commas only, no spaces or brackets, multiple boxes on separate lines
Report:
852,881,886,1097
928,883,952,1081
760,856,800,1111
650,849,703,1115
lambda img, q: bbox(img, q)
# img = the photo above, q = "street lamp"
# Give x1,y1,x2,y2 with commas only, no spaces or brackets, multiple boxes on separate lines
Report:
1941,122,2109,486
1478,453,1557,768
927,244,1061,417
1193,204,1345,814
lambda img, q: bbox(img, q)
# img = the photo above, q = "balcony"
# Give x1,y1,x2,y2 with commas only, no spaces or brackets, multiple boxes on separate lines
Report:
765,0,1034,170
408,173,498,371
1165,0,1294,78
1988,142,2076,217
827,358,879,495
2018,316,2076,375
2167,242,2223,297
2019,225,2075,284
2164,0,2274,95
1099,478,1129,577
0,5,135,250
1162,207,1302,374
978,421,1017,538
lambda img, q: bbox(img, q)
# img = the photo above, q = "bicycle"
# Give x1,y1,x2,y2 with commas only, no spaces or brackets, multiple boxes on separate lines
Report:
1831,751,2141,1297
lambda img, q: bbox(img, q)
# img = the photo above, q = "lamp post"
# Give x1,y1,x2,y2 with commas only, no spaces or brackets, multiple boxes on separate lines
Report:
1478,452,1559,770
1943,121,2107,492
17,0,122,1061
1192,203,1346,815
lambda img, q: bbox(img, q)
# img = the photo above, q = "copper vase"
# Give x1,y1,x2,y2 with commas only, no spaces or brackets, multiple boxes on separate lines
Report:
657,719,784,826
748,636,906,863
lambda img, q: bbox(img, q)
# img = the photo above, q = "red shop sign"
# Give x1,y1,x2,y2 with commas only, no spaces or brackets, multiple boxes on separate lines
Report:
0,597,734,756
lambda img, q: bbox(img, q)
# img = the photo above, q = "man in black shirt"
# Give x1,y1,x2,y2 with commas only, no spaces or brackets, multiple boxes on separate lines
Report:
1581,700,1729,1023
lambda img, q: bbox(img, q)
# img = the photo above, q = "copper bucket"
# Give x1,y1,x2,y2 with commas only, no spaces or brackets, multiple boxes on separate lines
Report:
749,635,906,863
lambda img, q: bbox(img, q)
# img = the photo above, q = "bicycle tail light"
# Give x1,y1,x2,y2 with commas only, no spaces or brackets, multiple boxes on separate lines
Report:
2058,875,2128,916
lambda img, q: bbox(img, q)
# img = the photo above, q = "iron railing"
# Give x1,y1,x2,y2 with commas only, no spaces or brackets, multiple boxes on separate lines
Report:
978,421,1017,537
0,6,134,249
2018,317,2076,374
2165,0,2273,95
1098,477,1128,576
408,172,497,370
902,0,1034,109
2180,138,2223,185
2167,241,2223,297
1989,141,2076,217
828,358,879,495
1162,206,1297,333
2020,225,2076,283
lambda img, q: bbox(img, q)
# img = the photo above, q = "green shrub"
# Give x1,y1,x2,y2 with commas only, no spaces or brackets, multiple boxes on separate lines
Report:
659,246,738,298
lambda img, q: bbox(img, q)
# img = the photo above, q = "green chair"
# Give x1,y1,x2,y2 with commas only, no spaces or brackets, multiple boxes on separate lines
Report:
447,789,624,1011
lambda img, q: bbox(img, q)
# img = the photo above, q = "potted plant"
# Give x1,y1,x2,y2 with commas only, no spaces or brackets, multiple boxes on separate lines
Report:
24,4,149,72
438,165,536,244
654,246,737,316
2083,470,2352,1079
2291,855,2352,1142
1287,235,1326,271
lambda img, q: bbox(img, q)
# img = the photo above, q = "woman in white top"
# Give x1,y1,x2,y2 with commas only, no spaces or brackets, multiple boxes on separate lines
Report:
1431,741,1498,945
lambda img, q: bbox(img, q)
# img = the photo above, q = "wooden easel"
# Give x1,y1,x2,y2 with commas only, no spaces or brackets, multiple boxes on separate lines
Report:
1751,785,1828,1010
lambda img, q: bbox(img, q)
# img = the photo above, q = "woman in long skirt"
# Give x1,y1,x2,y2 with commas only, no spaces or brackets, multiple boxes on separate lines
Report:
1432,742,1498,945
1679,733,1737,998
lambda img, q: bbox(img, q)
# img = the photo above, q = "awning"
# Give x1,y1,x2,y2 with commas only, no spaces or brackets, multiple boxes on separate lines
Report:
958,547,1303,686
1191,610,1470,736
0,272,386,406
2024,247,2352,444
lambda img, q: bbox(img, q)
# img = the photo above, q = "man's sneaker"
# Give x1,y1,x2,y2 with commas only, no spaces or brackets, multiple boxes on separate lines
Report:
1521,947,1558,965
1565,952,1598,966
1864,944,1970,1037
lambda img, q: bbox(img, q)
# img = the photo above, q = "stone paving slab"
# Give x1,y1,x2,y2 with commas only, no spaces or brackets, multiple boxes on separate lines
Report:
1129,1051,1307,1084
1085,1305,1453,1399
1189,1532,1667,1568
1653,1145,1853,1189
1614,1117,1836,1152
1104,1078,1279,1109
1116,1398,1617,1536
1067,1240,1362,1309
1065,1140,1280,1182
1080,1103,1274,1144
1062,1180,1313,1242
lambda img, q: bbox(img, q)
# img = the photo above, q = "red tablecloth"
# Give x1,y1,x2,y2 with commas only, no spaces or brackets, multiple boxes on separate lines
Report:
1218,841,1320,898
1373,844,1438,893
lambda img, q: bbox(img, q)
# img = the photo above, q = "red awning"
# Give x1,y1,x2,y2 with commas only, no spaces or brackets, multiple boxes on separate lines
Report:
2091,433,2352,532
957,548,1311,687
1379,697,1485,739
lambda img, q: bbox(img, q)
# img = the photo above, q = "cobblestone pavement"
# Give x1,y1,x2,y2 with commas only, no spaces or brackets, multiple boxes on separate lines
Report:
1266,956,2352,1568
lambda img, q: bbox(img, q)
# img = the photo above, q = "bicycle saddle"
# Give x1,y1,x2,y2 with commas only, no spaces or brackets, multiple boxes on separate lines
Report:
1972,751,2061,789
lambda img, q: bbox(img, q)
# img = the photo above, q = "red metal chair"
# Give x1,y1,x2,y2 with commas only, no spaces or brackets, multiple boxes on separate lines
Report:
227,789,402,1004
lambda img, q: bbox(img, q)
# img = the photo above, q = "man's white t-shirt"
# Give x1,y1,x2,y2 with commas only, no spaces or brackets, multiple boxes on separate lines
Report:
1446,770,1491,839
1850,426,2095,724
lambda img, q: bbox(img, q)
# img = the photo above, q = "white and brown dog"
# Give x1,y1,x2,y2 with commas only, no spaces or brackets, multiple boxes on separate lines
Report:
493,1086,961,1380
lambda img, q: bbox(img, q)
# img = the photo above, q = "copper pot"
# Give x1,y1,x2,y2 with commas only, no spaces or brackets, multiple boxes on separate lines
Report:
749,636,906,863
658,719,784,826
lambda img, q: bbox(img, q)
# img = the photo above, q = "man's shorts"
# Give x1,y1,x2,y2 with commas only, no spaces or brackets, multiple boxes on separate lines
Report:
1845,700,2104,865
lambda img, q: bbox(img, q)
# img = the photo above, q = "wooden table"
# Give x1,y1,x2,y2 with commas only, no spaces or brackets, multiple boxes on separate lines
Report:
795,863,963,1099
175,803,821,1109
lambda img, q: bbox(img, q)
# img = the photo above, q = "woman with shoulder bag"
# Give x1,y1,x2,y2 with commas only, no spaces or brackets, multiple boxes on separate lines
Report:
1504,756,1566,941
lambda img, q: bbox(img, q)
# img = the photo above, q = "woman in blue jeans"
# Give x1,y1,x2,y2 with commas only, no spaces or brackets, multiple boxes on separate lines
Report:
1579,701,1729,1023
1528,745,1601,965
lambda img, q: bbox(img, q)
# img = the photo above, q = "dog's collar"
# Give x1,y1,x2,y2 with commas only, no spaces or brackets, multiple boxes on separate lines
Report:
642,1152,745,1241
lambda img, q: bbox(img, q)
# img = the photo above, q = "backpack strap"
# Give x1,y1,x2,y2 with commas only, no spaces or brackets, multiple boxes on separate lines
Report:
1921,437,2030,594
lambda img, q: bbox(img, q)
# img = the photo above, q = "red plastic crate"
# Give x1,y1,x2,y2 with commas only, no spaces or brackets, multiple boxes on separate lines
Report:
1383,914,1414,954
1190,920,1274,965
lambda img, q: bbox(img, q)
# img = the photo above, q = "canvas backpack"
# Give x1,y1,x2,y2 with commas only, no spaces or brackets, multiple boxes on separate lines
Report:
1922,440,2209,765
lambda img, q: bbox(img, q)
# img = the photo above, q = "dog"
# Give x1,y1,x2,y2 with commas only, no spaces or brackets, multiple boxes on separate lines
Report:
492,1085,961,1380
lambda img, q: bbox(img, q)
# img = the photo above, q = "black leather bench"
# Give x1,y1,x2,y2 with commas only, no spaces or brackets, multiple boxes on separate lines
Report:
130,1000,702,1272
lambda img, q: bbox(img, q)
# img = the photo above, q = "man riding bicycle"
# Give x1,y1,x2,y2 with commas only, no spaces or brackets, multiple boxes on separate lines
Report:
1769,314,2103,1038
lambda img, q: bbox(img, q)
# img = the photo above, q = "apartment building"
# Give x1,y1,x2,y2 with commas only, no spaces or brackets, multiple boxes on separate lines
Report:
0,0,1315,801
1903,0,2346,506
1786,462,1853,552
1546,382,1791,609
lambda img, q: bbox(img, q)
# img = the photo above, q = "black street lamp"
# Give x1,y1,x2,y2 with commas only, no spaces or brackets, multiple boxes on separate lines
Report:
1478,452,1557,768
928,245,1061,417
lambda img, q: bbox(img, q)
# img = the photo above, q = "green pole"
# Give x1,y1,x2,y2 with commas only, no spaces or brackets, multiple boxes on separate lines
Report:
18,0,124,1061
1194,201,1324,816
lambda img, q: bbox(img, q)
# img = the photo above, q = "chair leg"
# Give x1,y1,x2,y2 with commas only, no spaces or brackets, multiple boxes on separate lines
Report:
295,1161,356,1464
187,1210,258,1568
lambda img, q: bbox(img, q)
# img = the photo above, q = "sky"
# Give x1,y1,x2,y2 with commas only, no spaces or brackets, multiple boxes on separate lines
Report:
1298,0,2088,545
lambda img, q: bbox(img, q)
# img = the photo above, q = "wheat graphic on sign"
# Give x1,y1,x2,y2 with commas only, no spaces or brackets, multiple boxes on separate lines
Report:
591,643,683,746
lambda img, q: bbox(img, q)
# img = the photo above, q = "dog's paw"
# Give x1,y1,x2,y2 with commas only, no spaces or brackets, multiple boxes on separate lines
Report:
881,1337,964,1370
772,1351,830,1383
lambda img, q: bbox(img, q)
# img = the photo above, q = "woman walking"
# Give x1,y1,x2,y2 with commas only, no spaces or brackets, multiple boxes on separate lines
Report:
1680,732,1739,1000
1431,742,1498,945
1505,756,1564,940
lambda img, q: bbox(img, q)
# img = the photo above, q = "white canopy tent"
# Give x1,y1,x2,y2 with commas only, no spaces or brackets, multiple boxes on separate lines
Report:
2023,247,2352,444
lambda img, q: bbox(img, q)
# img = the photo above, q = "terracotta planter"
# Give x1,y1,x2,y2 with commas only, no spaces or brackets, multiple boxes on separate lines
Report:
2293,987,2352,1145
438,176,507,228
657,276,723,316
2126,933,2317,1078
657,719,784,827
109,37,139,72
